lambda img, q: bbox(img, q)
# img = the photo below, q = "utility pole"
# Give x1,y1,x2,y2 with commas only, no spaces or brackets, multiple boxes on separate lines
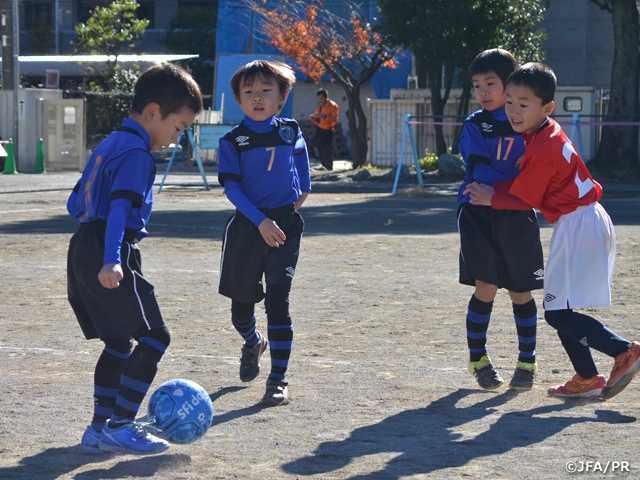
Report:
12,0,18,164
0,0,14,90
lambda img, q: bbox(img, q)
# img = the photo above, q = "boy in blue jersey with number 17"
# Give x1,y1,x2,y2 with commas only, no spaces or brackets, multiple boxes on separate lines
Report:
217,60,311,406
67,63,202,454
457,49,544,391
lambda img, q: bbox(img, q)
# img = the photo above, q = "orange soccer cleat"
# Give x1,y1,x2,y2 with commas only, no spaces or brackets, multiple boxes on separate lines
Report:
601,341,640,400
548,374,606,398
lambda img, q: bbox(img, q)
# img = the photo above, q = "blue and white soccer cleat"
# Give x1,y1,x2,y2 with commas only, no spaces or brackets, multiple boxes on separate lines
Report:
98,421,170,455
80,425,105,455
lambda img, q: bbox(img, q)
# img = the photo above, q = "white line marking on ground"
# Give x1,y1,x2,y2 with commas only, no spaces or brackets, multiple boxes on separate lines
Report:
0,346,354,366
0,207,66,214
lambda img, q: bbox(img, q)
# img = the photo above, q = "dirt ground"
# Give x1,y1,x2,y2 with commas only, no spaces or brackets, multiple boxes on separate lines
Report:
1,169,640,479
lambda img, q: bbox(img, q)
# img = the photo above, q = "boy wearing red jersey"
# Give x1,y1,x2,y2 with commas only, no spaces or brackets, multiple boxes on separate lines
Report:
465,62,640,399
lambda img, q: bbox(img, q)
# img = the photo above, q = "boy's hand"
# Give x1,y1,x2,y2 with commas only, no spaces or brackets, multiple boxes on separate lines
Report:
259,219,286,247
464,182,495,206
293,192,309,211
98,263,124,289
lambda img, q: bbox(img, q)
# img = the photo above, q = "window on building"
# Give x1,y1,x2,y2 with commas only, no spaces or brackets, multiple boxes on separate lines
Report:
137,1,155,29
24,1,52,29
177,0,216,10
77,1,107,25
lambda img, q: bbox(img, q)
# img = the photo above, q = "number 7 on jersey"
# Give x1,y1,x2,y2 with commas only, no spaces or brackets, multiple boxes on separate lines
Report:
266,147,276,171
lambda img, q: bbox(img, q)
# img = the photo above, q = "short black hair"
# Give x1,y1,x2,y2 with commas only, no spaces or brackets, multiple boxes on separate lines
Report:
230,60,296,100
131,62,203,118
469,48,517,88
316,88,328,98
507,62,557,105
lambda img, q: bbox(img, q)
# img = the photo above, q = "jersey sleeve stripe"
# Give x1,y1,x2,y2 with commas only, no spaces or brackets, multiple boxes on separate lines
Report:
110,189,144,208
218,172,242,187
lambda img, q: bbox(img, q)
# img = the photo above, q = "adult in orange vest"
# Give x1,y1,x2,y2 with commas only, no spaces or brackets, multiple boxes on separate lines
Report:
310,88,339,170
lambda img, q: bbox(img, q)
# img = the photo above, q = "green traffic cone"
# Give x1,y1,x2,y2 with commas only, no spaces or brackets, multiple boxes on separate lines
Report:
33,138,46,174
3,139,17,174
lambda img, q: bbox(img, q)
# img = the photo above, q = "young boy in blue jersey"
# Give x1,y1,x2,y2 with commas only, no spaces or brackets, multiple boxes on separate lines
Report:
217,60,311,406
457,49,544,391
67,62,202,454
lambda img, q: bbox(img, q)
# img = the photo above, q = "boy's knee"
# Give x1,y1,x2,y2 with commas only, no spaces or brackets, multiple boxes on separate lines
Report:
135,326,171,356
544,309,568,329
265,284,291,323
231,300,255,324
103,337,134,354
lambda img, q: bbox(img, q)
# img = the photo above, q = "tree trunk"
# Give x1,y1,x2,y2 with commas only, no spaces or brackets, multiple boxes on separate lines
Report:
428,71,447,156
451,80,472,155
342,84,368,168
593,0,639,169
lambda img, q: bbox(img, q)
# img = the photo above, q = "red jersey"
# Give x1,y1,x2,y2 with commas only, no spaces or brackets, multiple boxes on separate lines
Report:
500,118,602,224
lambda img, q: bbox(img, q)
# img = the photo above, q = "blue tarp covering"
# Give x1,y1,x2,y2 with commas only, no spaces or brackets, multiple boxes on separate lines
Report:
215,0,412,101
214,53,294,124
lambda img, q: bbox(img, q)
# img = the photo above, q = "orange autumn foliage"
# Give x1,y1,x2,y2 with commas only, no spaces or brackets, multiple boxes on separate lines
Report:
253,3,394,82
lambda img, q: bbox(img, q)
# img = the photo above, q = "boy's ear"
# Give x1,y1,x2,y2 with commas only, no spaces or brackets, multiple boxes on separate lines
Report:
234,95,241,105
543,100,555,116
145,103,161,121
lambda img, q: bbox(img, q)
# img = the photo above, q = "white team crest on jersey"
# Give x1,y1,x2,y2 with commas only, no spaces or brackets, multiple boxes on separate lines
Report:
279,125,295,144
285,267,295,278
481,122,493,133
533,269,544,280
235,136,250,146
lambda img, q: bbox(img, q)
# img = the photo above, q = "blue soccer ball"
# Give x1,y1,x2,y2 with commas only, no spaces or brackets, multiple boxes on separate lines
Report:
147,379,214,444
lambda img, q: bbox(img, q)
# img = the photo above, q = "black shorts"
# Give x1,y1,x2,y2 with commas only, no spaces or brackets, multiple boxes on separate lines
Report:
219,204,304,304
67,221,165,340
458,203,544,292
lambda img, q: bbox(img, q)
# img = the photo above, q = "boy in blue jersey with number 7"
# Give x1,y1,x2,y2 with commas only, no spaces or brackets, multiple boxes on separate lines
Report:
67,63,202,454
217,60,311,406
457,49,544,391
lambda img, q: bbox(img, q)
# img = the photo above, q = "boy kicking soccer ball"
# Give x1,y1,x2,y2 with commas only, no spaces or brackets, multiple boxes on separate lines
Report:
465,62,640,399
67,63,202,454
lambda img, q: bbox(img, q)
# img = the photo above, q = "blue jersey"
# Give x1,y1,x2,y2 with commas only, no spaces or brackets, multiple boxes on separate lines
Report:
67,118,156,239
457,109,524,203
218,115,311,226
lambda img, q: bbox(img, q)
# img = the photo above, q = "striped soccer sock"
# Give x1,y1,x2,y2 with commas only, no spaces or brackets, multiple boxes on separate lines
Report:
467,295,493,362
92,346,131,432
267,322,293,381
232,315,260,347
109,336,168,426
265,285,293,381
513,299,538,364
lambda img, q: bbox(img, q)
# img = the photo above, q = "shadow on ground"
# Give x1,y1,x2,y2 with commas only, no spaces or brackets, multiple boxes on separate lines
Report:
0,189,638,240
0,196,462,238
0,449,191,480
281,388,635,479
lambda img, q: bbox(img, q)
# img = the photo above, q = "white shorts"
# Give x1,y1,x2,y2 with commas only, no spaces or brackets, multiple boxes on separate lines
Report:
544,202,616,311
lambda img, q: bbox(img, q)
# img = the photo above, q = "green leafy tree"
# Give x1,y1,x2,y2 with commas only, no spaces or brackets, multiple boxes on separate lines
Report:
163,5,217,81
377,0,548,155
590,0,639,171
73,0,149,76
85,69,138,137
28,26,55,54
73,0,147,136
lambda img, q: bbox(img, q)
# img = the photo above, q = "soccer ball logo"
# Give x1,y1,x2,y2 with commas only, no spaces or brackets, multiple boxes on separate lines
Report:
147,379,214,444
